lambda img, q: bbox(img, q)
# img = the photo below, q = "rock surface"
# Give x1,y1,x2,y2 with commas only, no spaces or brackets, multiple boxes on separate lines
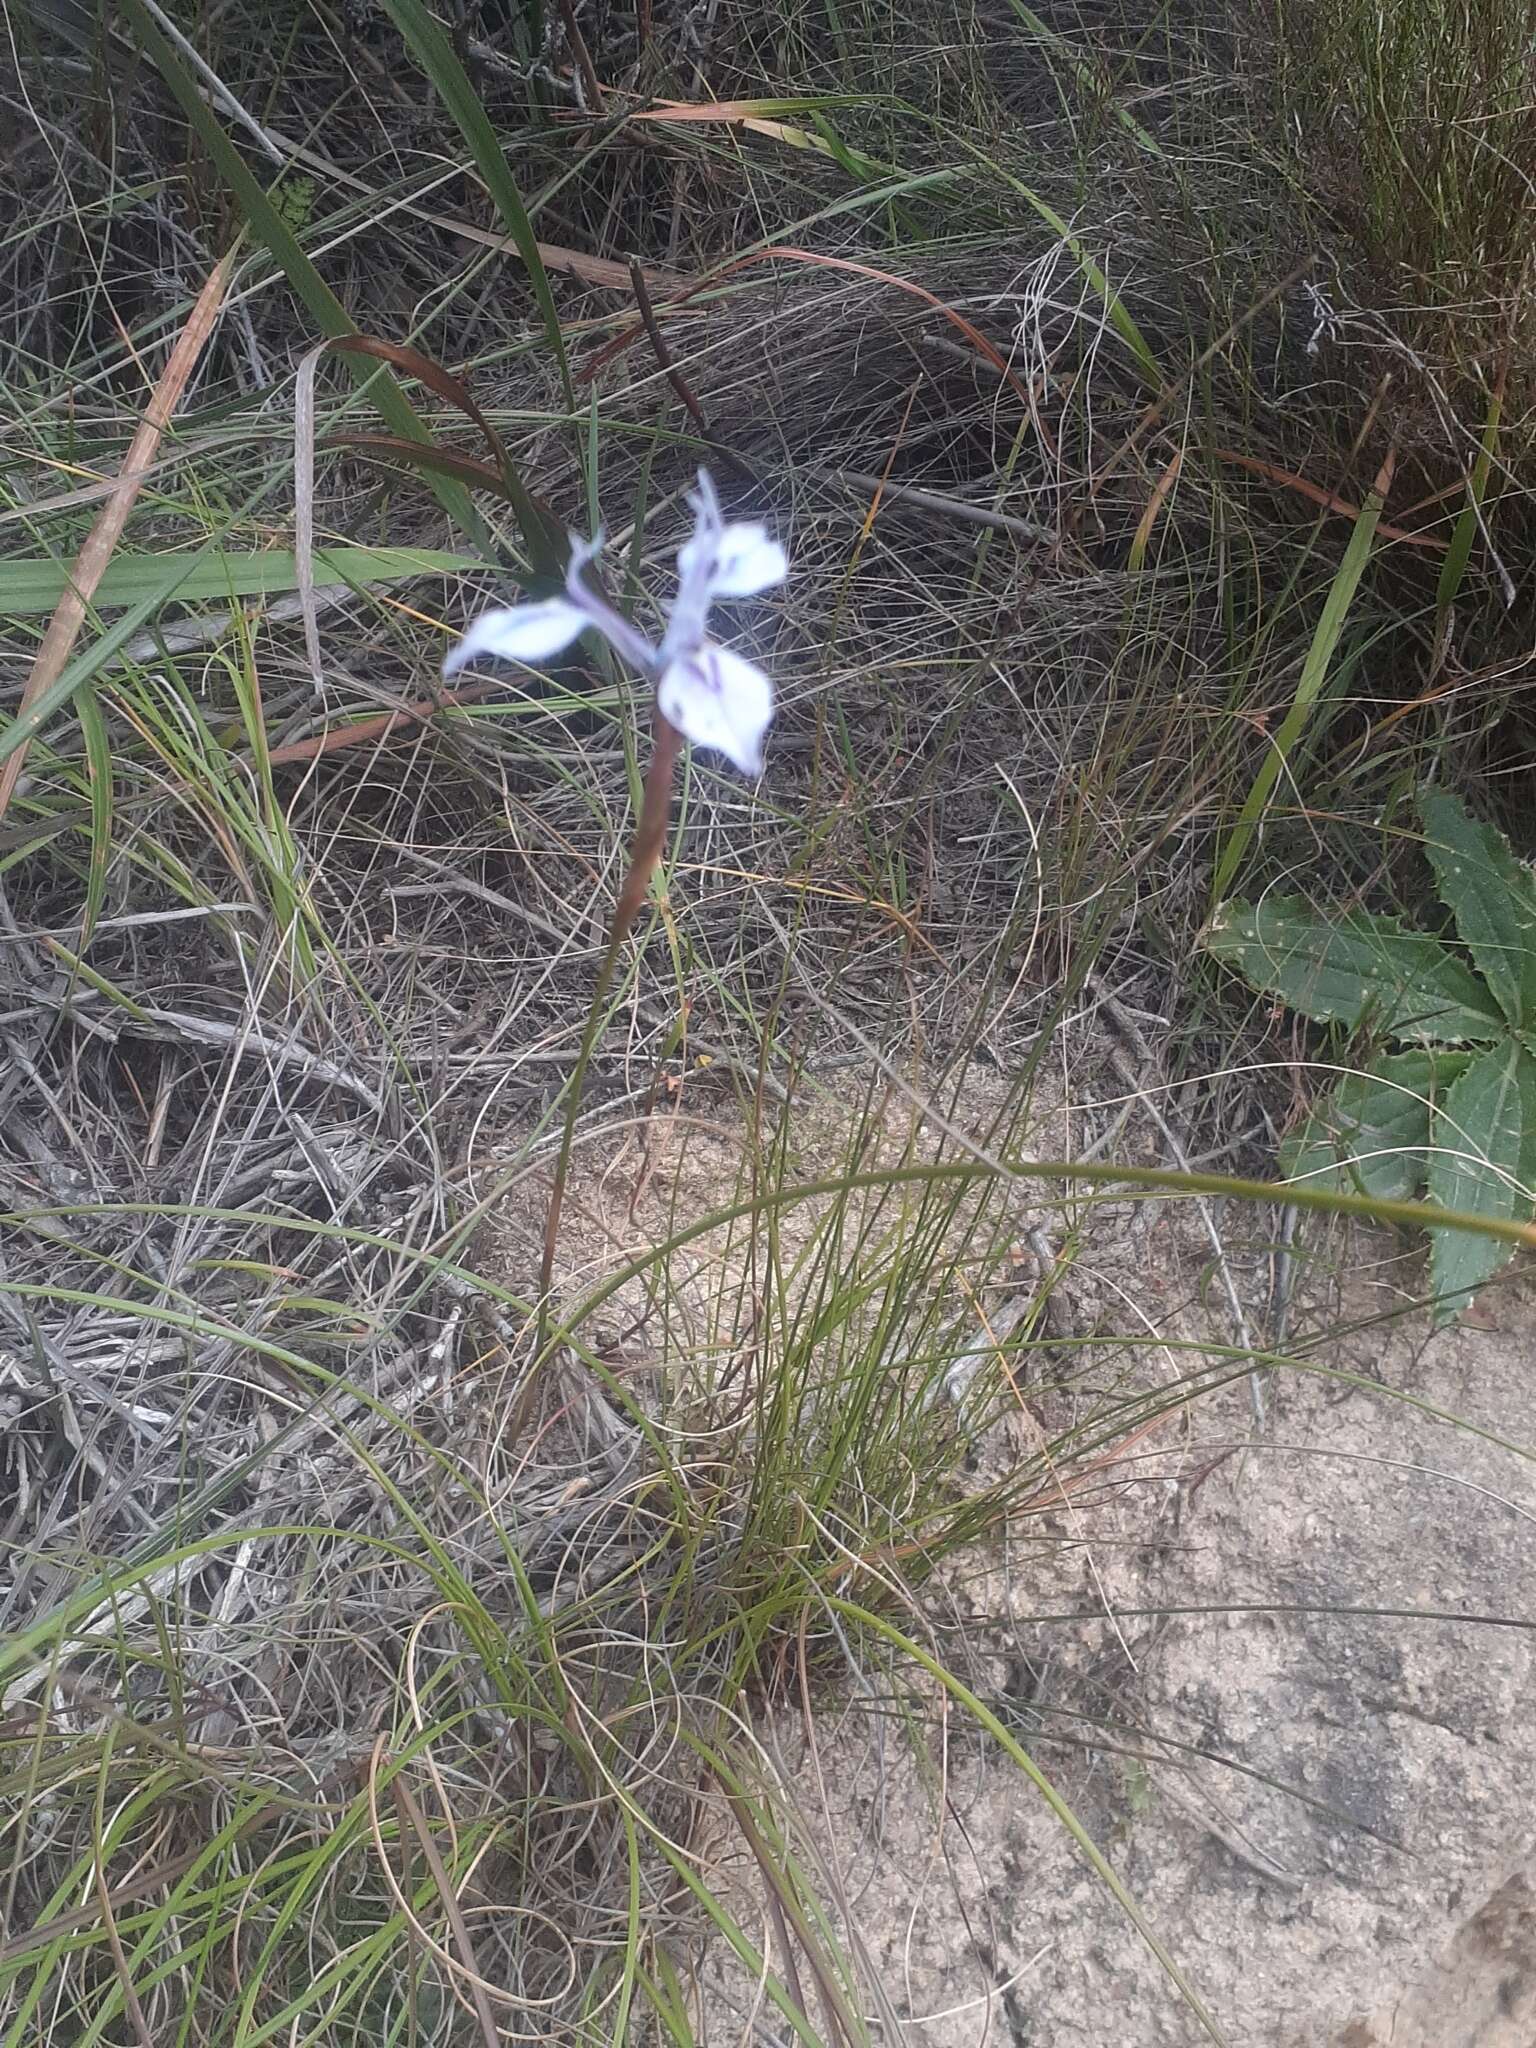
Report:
698,1239,1536,2045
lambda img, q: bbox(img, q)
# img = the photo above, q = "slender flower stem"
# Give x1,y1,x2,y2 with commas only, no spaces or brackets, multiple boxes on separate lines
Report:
537,710,685,1348
445,470,786,1365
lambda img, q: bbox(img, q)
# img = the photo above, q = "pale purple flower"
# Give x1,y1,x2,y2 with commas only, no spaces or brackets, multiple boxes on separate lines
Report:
444,471,786,776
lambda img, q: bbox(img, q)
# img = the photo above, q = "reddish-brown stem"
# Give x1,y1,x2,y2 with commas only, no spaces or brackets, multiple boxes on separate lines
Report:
537,711,684,1333
607,710,685,948
629,258,712,437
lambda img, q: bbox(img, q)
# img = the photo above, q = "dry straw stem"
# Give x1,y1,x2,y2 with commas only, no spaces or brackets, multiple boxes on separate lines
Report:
586,244,1042,418
135,0,664,290
0,250,235,822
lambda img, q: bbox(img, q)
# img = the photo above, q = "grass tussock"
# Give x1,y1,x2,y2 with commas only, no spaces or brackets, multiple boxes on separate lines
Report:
2,0,1535,2039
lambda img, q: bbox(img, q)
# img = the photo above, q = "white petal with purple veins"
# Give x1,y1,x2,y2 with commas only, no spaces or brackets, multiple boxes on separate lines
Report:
443,598,586,676
678,521,789,600
446,470,785,774
658,641,774,776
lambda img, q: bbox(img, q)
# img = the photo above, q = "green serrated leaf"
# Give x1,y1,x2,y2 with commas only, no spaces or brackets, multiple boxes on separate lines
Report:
1425,1041,1536,1322
1204,896,1505,1044
1418,786,1536,1033
1280,1049,1469,1200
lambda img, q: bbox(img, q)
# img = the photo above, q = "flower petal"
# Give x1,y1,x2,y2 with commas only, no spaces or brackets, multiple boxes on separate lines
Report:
443,599,585,676
702,522,789,597
675,519,787,604
658,641,774,776
562,546,660,675
664,479,787,666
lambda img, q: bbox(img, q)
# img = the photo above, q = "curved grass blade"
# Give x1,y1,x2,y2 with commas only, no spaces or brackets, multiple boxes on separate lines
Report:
830,1598,1227,2042
375,0,575,410
967,147,1162,383
1435,371,1504,621
1280,1049,1469,1201
1211,452,1388,901
328,336,565,572
997,0,1165,157
120,0,489,552
331,432,516,500
547,1155,1536,1367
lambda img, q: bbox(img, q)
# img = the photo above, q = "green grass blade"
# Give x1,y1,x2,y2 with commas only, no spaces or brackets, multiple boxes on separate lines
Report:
630,1817,827,2048
546,1157,1536,1363
967,149,1162,381
0,545,479,613
1212,485,1384,901
997,0,1165,156
1435,380,1501,621
38,943,152,1023
375,0,574,409
120,0,490,549
608,1808,643,2047
0,561,202,774
74,684,113,950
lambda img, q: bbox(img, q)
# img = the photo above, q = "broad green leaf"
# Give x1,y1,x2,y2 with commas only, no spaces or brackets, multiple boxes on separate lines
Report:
1204,896,1505,1044
1280,1049,1469,1201
1426,1041,1536,1322
1418,785,1536,1032
1212,486,1382,902
0,547,479,615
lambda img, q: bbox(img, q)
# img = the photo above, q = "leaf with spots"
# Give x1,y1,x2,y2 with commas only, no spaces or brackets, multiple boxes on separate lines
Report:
1419,786,1536,1033
1426,1040,1536,1322
1280,1048,1469,1201
1203,896,1504,1044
